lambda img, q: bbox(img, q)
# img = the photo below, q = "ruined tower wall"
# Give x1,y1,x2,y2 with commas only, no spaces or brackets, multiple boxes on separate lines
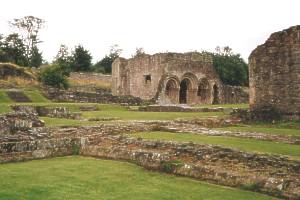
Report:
249,25,300,118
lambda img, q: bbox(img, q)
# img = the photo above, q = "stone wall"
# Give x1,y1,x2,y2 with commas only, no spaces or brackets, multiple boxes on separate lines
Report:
112,52,249,105
11,105,82,120
0,112,44,135
1,122,300,199
69,72,112,84
249,25,300,119
44,88,146,105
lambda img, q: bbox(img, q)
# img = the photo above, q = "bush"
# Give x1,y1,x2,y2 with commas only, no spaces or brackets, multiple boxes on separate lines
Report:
239,181,264,192
71,143,80,155
251,105,282,122
38,65,69,89
162,160,183,173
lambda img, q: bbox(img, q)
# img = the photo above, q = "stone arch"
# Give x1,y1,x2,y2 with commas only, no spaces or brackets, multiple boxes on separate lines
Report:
197,78,210,101
212,84,220,104
165,77,180,104
179,73,198,104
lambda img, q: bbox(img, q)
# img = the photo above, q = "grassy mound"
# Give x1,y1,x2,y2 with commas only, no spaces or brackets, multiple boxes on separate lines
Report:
0,63,35,80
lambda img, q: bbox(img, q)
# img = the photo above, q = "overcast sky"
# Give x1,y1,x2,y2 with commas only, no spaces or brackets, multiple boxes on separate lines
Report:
1,0,299,62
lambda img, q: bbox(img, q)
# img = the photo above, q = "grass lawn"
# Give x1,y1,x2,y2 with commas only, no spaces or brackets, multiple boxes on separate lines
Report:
216,126,300,137
23,90,51,103
194,103,249,109
129,131,300,158
82,110,225,121
0,90,13,103
0,156,275,200
40,117,101,127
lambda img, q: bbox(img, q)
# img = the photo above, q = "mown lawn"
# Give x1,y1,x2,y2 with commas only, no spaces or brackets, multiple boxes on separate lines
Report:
194,103,249,109
23,90,51,103
40,117,100,127
216,126,300,137
0,156,275,200
0,90,13,103
129,131,300,158
82,110,225,121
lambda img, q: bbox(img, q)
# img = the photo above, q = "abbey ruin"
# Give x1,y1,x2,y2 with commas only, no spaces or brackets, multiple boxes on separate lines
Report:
112,52,248,105
249,25,300,119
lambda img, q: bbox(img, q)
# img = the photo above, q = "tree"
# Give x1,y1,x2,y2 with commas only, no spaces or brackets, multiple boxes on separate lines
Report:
70,45,92,72
53,44,72,75
0,33,28,66
38,64,69,89
10,16,45,66
29,46,43,68
10,16,44,59
211,46,248,86
94,44,122,74
132,47,146,58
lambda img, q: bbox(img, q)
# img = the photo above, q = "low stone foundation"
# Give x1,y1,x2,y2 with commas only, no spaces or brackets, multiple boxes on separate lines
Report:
139,105,225,112
44,88,146,105
1,120,300,199
11,105,82,120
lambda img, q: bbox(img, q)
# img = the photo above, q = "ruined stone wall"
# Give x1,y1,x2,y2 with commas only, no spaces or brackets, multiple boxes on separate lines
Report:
112,52,249,105
222,85,249,104
249,25,300,119
69,72,112,84
1,121,300,199
44,88,145,105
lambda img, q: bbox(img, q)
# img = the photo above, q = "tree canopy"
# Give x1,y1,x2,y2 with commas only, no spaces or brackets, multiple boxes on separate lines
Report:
70,45,92,72
210,46,248,86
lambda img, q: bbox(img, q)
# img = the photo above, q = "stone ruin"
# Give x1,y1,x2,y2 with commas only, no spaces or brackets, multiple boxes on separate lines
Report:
249,25,300,120
112,52,248,105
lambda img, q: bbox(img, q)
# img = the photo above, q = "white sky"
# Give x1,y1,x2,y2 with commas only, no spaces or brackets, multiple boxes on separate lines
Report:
0,0,299,63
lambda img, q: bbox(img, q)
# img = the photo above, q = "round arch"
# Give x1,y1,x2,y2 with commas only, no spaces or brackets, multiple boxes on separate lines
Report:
197,78,210,101
164,76,180,104
179,72,198,104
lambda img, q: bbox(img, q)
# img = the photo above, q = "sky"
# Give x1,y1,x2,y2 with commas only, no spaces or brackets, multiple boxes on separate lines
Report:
0,0,299,63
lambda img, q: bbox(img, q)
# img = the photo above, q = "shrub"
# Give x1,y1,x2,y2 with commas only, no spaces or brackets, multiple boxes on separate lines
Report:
38,65,69,89
71,143,80,155
239,181,264,192
251,105,282,122
162,160,183,173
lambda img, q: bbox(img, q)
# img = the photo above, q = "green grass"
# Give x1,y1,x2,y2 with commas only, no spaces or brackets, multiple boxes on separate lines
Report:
40,117,101,127
0,104,12,114
0,156,275,200
216,126,300,137
0,90,13,103
194,103,249,109
23,90,51,103
82,110,225,121
129,131,300,158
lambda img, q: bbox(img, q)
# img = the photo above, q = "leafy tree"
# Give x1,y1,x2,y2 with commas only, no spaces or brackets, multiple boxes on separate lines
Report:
0,33,28,66
91,62,105,73
211,46,248,86
94,44,122,74
10,16,45,61
53,44,72,75
38,64,69,89
70,45,92,72
132,47,146,58
29,46,43,67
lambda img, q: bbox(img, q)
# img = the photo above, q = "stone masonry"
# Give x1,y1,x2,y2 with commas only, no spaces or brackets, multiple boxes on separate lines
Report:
249,25,300,119
112,52,248,105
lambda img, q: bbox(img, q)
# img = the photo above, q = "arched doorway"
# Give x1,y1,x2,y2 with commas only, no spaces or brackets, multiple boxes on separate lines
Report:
179,79,191,104
197,78,210,101
212,84,219,104
165,79,179,103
